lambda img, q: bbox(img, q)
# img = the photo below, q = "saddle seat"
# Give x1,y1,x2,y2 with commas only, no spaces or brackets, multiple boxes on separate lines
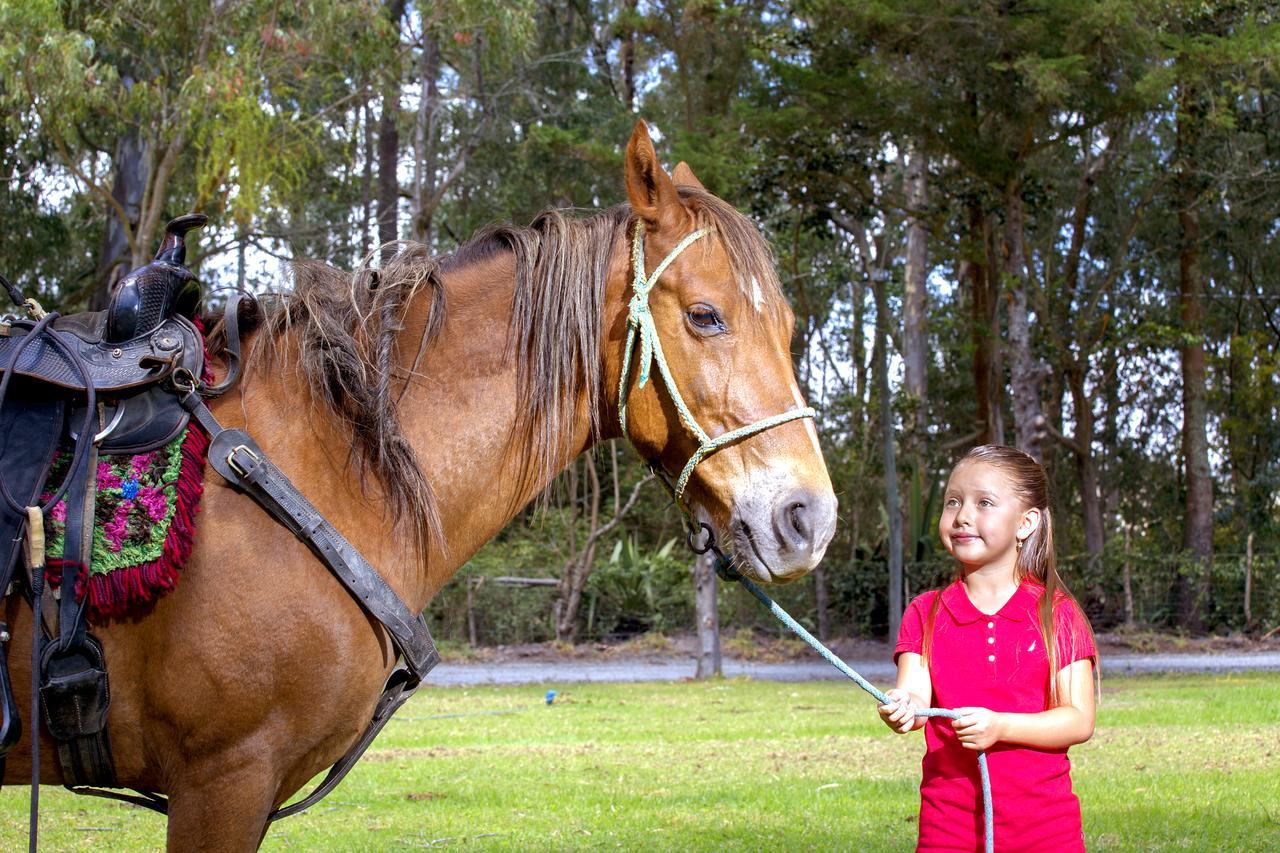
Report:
0,213,207,398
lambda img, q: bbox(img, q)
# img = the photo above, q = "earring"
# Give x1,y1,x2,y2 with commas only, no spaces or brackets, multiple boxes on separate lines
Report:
1015,539,1024,551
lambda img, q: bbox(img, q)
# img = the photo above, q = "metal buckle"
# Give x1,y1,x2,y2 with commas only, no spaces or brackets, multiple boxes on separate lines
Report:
226,444,260,478
168,366,199,394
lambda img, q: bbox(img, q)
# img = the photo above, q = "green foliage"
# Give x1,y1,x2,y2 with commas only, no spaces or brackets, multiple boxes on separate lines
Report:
3,0,1278,642
586,534,686,637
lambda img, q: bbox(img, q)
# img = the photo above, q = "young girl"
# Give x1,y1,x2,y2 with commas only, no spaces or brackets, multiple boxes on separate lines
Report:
879,445,1097,852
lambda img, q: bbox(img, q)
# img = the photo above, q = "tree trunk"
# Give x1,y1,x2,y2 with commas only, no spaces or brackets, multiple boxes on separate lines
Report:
411,32,440,246
377,0,408,263
555,457,599,643
1002,186,1045,461
966,201,1003,446
1122,525,1135,628
874,269,904,643
621,0,638,111
849,262,868,453
92,126,148,309
1175,82,1213,629
554,471,651,642
902,145,929,442
1244,531,1253,627
813,563,830,642
693,551,721,678
1066,367,1105,560
360,93,374,260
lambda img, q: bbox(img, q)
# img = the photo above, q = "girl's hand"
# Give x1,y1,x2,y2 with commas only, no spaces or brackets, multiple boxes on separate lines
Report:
951,707,1004,750
878,688,920,734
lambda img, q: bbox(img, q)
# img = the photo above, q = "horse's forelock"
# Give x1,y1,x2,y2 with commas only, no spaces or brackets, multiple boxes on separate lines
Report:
679,188,787,321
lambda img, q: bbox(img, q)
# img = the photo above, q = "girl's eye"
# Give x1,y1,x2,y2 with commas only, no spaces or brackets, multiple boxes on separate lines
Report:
945,498,959,507
979,499,993,507
687,304,724,331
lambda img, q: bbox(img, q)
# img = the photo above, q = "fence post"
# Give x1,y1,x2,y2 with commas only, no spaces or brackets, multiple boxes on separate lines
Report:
1123,524,1135,629
693,551,722,678
1245,531,1254,628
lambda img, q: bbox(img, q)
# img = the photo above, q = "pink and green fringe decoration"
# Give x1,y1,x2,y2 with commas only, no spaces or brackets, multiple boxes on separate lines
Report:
41,423,209,620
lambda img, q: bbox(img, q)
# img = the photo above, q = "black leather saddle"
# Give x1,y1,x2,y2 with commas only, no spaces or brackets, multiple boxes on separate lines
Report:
0,214,206,395
0,215,209,769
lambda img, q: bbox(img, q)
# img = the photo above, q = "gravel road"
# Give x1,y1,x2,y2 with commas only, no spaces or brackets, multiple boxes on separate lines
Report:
423,651,1280,687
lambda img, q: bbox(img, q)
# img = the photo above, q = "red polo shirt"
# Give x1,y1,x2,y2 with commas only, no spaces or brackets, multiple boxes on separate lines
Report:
895,579,1095,852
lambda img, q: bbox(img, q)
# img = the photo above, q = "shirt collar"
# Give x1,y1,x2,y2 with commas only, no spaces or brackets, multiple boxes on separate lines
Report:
941,578,1038,624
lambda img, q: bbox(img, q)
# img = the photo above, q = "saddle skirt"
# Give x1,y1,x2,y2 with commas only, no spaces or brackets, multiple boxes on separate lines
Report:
41,424,208,620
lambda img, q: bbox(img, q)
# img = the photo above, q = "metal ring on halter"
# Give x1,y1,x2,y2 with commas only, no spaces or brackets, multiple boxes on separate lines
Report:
687,522,716,555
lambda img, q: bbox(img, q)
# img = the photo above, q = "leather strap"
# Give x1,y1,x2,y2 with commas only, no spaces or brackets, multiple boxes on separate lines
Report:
201,293,252,398
268,664,417,820
65,664,419,822
184,398,439,682
55,443,95,654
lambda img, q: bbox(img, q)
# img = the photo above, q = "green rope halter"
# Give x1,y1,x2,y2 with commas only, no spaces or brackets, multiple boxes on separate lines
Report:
618,221,815,527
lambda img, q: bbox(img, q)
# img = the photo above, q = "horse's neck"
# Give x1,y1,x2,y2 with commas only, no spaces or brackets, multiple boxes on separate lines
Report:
394,251,617,603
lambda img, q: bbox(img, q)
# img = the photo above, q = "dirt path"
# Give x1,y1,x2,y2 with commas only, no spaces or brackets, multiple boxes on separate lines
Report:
424,651,1280,687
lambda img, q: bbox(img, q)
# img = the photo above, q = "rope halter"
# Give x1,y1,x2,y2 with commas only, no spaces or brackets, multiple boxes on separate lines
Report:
617,221,815,528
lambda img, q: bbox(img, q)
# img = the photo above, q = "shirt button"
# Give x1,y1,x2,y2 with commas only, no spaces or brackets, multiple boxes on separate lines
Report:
987,654,995,662
987,637,995,644
987,621,994,628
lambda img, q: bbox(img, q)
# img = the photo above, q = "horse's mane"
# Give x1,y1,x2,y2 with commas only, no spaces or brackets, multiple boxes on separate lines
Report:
243,245,448,558
237,188,784,554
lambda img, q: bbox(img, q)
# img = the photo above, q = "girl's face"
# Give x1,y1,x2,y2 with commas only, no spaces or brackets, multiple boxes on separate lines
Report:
939,462,1039,572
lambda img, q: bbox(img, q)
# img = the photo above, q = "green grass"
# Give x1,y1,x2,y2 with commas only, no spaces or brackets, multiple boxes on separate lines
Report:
2,673,1278,850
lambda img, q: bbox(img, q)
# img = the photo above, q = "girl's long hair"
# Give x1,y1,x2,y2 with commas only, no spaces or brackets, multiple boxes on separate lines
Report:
923,445,1098,705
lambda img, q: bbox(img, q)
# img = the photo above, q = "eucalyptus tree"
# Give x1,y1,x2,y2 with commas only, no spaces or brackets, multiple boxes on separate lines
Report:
0,0,399,304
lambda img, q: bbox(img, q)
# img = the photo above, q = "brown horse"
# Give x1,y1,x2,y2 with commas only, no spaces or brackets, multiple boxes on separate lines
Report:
2,121,836,849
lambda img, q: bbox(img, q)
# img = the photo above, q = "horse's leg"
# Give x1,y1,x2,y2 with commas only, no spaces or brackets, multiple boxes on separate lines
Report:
163,754,278,853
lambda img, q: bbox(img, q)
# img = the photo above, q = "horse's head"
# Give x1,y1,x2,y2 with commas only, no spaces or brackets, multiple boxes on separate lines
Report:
612,121,837,584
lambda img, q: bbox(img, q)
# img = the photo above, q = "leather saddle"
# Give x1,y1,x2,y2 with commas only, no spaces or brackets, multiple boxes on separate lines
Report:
0,215,209,768
0,213,206,396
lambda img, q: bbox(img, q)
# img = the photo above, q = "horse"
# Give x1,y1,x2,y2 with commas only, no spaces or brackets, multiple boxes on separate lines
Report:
1,121,837,850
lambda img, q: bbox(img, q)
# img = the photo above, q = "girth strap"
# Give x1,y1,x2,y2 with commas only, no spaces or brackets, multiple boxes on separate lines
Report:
43,440,117,790
67,663,418,822
183,397,439,682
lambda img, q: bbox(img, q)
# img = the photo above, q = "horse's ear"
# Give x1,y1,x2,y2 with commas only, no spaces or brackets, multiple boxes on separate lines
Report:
671,162,706,192
625,120,685,232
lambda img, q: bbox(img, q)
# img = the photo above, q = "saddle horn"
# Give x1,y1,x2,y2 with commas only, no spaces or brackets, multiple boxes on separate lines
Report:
105,214,207,344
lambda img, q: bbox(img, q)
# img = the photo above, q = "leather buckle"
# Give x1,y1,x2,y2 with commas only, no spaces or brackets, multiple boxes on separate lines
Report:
227,444,260,478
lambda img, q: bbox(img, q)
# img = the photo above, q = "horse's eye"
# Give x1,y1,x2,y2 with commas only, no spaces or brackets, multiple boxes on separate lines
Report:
687,304,723,332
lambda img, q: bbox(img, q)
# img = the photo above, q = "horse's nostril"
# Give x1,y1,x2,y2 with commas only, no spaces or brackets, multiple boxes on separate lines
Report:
789,503,810,540
773,492,816,552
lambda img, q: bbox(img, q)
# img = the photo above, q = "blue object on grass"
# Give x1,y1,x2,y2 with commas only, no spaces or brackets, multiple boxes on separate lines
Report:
545,689,557,705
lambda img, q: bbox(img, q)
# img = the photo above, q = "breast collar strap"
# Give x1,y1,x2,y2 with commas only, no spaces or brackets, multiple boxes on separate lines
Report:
617,221,815,527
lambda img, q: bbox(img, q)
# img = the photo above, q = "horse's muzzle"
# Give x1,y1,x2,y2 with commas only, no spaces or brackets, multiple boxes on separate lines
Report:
729,485,836,584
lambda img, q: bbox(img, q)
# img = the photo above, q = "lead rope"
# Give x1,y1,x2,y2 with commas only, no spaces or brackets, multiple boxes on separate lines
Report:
689,525,995,853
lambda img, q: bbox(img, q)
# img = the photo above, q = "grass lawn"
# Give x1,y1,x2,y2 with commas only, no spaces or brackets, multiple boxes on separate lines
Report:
2,672,1277,850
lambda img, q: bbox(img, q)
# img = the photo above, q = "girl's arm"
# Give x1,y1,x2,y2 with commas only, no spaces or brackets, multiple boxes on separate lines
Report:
952,659,1096,750
878,652,933,733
